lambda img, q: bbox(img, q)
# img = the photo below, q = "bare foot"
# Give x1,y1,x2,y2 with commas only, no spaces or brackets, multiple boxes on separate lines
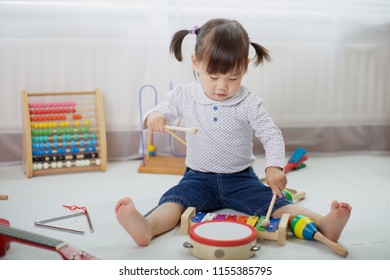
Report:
317,200,351,242
115,197,152,246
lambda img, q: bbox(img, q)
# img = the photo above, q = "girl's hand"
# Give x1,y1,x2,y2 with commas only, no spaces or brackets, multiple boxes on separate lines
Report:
146,112,166,133
265,166,287,197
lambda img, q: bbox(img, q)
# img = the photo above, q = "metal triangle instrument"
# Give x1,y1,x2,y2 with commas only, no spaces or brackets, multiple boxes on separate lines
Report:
34,211,94,235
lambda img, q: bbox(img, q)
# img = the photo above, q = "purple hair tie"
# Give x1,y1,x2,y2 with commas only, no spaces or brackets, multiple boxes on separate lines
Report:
189,25,199,35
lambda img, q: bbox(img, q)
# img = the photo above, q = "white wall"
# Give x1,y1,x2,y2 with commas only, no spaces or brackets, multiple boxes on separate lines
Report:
0,0,389,163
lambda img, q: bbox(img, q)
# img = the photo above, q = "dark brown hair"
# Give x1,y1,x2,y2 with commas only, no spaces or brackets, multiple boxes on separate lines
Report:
170,18,271,74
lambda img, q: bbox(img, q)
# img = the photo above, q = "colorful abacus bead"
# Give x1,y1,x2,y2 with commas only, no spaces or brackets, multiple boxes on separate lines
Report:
25,92,106,177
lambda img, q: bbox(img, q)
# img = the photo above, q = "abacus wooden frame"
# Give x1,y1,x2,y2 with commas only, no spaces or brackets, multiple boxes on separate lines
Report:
21,89,107,178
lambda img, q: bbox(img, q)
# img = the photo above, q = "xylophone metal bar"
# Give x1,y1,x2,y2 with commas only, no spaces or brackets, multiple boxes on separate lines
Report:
236,215,248,223
226,214,237,221
202,213,217,222
246,216,259,227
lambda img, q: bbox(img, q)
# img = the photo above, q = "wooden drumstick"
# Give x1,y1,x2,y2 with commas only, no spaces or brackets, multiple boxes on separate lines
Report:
164,128,187,146
261,193,276,227
0,195,8,200
164,125,198,135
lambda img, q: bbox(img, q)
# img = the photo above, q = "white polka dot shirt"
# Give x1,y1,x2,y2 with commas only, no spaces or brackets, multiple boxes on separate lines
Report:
147,81,285,173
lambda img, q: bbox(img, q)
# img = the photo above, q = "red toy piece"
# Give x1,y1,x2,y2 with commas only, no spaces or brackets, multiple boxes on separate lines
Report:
284,147,308,173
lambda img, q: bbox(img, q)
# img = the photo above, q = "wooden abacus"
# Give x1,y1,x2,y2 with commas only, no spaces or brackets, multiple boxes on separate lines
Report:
180,207,290,246
21,89,107,178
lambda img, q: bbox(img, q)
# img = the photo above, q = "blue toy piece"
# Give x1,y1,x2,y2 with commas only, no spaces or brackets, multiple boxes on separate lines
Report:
288,147,307,164
285,147,308,173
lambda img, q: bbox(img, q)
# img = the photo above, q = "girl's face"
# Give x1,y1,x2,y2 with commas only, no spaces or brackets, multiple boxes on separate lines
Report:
192,55,245,101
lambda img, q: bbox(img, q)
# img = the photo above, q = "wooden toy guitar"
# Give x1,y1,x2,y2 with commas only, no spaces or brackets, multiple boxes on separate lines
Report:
0,218,99,260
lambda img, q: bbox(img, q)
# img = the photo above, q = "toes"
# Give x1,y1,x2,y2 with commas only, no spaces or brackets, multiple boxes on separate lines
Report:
330,200,339,210
330,200,352,211
340,202,352,211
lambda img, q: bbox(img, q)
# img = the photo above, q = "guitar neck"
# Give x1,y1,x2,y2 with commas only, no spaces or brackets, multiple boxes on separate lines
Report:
0,223,66,251
0,223,99,260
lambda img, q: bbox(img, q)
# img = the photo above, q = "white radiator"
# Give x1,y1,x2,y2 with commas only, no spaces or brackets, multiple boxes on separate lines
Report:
245,43,390,127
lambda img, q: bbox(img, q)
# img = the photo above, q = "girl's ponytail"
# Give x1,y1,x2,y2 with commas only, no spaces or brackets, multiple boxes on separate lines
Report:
250,41,271,66
170,26,200,62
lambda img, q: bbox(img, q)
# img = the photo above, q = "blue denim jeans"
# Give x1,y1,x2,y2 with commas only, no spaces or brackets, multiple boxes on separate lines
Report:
159,167,291,217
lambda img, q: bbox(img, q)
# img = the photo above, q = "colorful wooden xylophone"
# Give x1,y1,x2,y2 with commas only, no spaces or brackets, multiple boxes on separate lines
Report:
22,89,107,177
180,207,290,246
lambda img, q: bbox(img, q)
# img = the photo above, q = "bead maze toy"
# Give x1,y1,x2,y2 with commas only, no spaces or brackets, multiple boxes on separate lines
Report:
138,85,196,175
290,214,348,257
21,89,107,178
180,207,290,246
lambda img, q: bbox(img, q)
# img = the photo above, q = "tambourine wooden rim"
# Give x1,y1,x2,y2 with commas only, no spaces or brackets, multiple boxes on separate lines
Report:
189,220,256,247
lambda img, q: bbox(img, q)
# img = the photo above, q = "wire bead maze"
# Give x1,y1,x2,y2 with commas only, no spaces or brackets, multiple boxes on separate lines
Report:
22,89,107,178
138,84,191,175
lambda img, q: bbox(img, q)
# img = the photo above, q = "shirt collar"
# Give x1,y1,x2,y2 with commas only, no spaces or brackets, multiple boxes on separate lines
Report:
194,81,249,106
